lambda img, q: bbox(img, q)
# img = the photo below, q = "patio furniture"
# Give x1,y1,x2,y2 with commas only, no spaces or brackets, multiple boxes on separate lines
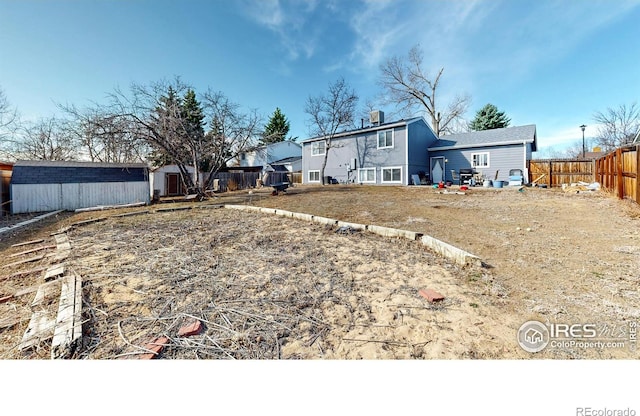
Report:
508,169,524,186
450,170,460,185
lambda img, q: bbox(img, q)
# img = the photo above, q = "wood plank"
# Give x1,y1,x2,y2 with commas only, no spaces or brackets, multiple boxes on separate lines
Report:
14,279,59,298
51,274,83,359
53,234,68,245
617,147,624,199
5,254,45,268
636,146,640,204
0,266,48,282
31,281,60,308
11,239,45,248
19,309,57,352
9,244,57,258
44,264,65,281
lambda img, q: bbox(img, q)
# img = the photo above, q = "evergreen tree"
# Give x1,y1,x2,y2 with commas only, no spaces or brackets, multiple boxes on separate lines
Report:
261,107,290,144
469,103,511,131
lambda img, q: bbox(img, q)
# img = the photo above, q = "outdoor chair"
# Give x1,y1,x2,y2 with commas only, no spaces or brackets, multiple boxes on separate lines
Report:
450,170,460,185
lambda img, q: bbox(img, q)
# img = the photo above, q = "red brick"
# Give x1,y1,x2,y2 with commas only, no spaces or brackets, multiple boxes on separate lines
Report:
178,319,203,337
419,289,445,302
138,336,170,359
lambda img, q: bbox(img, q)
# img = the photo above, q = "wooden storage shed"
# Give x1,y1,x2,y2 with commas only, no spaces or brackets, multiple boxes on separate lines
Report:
10,160,150,214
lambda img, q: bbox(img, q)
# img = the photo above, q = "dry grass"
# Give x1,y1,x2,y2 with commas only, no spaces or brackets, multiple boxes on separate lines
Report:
1,184,639,359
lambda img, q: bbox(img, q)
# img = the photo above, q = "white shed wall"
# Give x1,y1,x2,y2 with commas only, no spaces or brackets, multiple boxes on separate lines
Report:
11,181,150,213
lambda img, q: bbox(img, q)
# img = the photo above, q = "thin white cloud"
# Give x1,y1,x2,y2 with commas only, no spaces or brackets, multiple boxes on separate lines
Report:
238,0,322,61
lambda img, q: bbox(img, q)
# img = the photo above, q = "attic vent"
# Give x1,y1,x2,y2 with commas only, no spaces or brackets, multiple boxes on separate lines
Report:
370,110,384,126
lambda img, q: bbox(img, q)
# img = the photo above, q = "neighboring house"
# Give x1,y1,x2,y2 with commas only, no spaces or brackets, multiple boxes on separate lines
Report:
1,161,13,214
10,160,150,214
150,165,203,198
301,112,438,185
428,125,537,184
269,156,302,173
237,141,302,171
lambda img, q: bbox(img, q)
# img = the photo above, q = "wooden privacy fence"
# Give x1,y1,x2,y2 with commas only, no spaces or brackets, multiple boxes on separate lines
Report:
528,159,595,188
594,144,640,202
211,171,302,192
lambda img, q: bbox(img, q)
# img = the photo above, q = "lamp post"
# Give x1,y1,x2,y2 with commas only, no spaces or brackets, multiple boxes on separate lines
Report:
580,124,586,158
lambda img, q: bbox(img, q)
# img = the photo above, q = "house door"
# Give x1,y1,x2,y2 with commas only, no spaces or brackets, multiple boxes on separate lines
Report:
166,173,181,196
431,157,445,183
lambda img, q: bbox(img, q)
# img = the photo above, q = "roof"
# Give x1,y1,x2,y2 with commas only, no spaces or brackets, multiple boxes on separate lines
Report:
14,160,148,169
301,117,427,143
271,156,302,164
428,125,537,151
11,160,149,185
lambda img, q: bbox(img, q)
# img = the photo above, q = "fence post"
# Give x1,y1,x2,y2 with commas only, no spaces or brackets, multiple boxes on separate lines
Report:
636,145,640,204
616,147,623,199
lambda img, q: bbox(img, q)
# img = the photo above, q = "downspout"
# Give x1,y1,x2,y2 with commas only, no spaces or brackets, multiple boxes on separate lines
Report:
523,140,527,184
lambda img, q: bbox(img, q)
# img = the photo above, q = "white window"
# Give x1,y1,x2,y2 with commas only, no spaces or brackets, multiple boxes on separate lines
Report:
308,170,320,182
311,141,326,156
358,168,376,183
471,152,490,168
377,130,393,149
381,166,402,183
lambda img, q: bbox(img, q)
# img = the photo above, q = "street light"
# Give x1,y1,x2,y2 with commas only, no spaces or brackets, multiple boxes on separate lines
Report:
580,124,587,158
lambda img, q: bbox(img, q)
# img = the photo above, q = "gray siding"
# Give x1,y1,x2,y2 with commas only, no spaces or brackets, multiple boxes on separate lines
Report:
408,119,438,180
303,126,409,185
11,182,150,213
430,143,527,183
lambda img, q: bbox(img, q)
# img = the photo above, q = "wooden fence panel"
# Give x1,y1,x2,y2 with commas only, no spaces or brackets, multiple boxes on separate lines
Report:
594,145,639,202
211,171,301,192
528,159,594,187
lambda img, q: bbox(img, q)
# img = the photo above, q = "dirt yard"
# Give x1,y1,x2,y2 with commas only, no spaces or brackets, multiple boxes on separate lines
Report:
0,184,638,359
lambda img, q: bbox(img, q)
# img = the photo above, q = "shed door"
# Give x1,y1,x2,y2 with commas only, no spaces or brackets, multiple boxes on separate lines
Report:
166,173,181,196
431,157,444,183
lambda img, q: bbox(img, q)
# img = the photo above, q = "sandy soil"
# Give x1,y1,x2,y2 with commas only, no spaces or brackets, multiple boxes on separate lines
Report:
0,184,638,359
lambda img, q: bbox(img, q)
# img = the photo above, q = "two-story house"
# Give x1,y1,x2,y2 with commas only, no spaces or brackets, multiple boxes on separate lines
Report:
302,111,537,186
301,111,438,185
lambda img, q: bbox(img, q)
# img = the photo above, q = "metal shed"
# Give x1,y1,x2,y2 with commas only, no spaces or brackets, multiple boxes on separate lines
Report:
10,160,150,214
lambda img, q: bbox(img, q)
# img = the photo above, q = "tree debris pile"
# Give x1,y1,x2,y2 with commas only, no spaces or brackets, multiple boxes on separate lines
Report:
57,209,513,359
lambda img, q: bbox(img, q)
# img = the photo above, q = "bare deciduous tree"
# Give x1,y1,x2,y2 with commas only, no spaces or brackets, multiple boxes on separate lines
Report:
18,117,76,161
60,104,149,163
304,77,358,184
85,78,261,195
593,102,640,151
200,89,262,189
0,86,19,155
378,45,470,136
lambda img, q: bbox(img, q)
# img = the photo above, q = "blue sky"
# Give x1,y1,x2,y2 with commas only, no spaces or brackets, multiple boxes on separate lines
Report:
1,0,639,156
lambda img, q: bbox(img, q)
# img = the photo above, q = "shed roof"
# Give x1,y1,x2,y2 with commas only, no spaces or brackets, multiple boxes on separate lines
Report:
428,124,537,151
11,160,149,185
14,160,148,169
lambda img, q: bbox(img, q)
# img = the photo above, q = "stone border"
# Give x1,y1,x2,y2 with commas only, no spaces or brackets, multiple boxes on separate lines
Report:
224,205,482,268
0,210,64,236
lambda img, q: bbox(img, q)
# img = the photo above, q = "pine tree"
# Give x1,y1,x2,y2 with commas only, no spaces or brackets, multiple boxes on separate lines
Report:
261,107,290,144
469,103,511,131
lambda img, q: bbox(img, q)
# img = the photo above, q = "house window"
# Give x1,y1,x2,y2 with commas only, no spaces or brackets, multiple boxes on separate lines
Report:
377,130,393,148
381,166,402,183
308,170,320,182
240,153,246,161
471,152,490,168
358,168,376,183
311,141,326,156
